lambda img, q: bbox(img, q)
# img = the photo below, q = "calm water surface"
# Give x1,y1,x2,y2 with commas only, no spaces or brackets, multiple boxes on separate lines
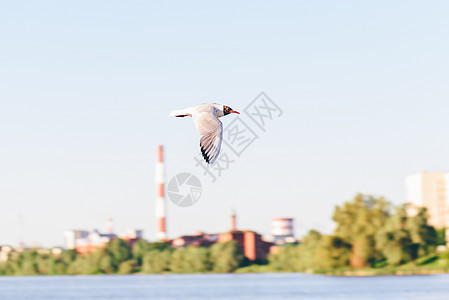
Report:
0,273,449,300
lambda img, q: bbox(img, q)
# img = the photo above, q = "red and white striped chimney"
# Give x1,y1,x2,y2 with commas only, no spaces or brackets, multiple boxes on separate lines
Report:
155,145,166,240
107,217,114,234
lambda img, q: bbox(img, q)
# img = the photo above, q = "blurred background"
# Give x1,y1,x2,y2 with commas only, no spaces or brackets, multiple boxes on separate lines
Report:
1,0,448,249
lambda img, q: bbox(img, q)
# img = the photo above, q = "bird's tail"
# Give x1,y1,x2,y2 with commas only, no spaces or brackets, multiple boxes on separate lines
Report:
168,109,191,117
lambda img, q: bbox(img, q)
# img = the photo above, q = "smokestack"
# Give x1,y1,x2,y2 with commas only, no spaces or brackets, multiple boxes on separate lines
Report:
18,213,25,249
231,211,236,232
155,145,166,240
107,218,114,234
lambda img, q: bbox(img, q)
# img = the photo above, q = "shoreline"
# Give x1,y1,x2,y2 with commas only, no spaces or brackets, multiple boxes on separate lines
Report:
1,269,449,277
321,269,449,276
234,263,449,277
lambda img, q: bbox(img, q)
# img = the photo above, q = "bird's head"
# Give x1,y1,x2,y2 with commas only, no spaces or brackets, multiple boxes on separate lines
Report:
223,105,240,116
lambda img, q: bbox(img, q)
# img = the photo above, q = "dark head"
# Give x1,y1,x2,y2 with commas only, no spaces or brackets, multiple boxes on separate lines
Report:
223,105,240,116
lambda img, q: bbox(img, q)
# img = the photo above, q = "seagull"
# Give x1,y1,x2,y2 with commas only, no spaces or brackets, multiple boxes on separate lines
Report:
169,103,240,164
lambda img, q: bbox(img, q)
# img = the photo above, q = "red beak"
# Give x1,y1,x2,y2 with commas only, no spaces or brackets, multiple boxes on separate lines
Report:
231,110,240,114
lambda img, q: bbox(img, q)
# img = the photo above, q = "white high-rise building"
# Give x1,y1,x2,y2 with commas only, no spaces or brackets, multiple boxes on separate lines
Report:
405,172,449,228
63,230,89,249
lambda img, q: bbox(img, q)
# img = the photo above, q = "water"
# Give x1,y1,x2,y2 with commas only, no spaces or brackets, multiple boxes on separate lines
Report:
1,273,449,300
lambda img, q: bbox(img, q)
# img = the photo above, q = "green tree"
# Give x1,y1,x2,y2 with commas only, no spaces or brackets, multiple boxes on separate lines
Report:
333,194,389,268
436,227,446,246
405,206,438,258
35,255,54,274
67,249,104,275
170,248,189,273
170,246,212,273
67,256,85,274
19,250,39,275
268,244,299,272
132,240,149,265
107,239,131,267
52,260,67,275
61,249,77,265
99,254,115,273
142,249,172,273
314,235,351,270
118,260,137,274
210,241,243,273
296,230,322,271
182,246,211,272
1,260,20,275
375,206,412,265
21,260,38,275
147,242,171,251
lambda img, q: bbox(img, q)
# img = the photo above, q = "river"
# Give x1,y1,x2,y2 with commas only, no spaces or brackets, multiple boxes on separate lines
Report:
1,273,449,299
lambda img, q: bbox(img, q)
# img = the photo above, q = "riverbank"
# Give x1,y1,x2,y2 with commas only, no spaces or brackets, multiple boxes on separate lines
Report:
235,254,449,276
235,265,449,276
321,268,449,276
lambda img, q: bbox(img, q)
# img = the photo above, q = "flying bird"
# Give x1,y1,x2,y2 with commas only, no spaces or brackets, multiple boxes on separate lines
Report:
169,103,240,164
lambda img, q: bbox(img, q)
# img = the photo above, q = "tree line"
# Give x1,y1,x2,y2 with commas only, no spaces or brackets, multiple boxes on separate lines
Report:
0,240,244,275
269,194,444,272
1,194,447,275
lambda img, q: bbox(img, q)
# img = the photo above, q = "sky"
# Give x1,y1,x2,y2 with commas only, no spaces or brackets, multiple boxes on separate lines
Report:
1,1,448,247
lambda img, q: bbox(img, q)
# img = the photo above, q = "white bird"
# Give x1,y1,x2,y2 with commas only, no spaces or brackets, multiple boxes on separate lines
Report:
169,103,240,164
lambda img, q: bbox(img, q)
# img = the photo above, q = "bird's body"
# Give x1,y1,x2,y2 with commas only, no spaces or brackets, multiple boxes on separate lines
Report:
169,103,239,164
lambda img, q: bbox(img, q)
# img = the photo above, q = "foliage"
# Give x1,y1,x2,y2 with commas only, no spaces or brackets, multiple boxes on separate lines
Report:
0,195,443,276
210,241,243,273
375,206,412,265
269,230,350,272
269,194,440,272
0,238,249,276
333,194,389,268
142,249,172,273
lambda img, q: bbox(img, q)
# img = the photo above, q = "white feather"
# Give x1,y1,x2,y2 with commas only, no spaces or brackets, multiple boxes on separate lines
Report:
169,103,227,164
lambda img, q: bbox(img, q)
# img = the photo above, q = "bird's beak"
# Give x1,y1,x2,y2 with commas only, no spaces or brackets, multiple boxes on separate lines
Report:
231,110,240,114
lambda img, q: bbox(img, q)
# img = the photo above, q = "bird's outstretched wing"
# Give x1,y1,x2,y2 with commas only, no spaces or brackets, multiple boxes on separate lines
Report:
192,107,223,164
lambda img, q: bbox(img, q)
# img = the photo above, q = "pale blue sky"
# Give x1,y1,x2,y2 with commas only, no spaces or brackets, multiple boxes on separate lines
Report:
1,1,448,247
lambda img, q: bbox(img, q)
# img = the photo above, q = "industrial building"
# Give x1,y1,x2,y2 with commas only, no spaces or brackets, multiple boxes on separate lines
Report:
271,218,295,245
218,229,272,262
406,172,449,228
170,213,277,262
171,232,219,248
64,219,142,254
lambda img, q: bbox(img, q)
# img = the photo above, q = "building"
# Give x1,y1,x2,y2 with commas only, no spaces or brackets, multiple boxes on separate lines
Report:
121,229,144,249
64,224,142,254
64,230,89,250
169,213,273,262
271,218,296,245
217,213,272,262
218,230,271,262
171,232,219,248
123,229,143,240
74,230,118,254
0,245,13,262
406,172,449,228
